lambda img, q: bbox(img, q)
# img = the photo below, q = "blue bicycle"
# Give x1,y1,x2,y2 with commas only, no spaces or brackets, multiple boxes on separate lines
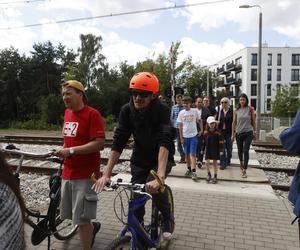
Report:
103,171,174,250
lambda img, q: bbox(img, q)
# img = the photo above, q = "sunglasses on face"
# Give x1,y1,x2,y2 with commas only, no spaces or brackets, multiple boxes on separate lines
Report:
131,90,152,98
221,101,228,104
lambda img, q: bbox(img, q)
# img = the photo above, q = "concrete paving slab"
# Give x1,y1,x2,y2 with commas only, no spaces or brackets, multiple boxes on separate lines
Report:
24,178,299,250
169,164,269,183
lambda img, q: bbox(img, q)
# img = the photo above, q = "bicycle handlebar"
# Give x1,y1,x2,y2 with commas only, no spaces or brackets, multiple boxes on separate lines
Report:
1,145,55,159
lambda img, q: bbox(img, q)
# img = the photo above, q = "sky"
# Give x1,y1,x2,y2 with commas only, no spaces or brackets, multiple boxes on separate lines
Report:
0,0,300,68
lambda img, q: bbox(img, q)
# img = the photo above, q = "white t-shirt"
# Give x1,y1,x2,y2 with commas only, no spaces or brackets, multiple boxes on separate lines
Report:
177,108,200,138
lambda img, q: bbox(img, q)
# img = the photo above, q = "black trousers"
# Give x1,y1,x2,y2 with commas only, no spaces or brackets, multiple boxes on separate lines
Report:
236,131,253,169
130,163,172,222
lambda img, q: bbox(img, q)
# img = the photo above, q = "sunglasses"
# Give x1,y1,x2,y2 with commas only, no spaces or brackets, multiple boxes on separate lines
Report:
131,90,152,98
221,101,228,104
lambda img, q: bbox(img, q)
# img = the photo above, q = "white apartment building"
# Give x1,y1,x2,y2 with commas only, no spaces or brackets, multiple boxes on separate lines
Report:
213,45,300,114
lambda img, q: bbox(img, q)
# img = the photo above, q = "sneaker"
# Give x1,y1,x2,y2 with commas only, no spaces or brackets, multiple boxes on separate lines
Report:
241,170,247,178
220,166,226,170
185,170,191,177
91,222,101,247
212,177,217,184
162,215,175,241
191,172,197,180
197,161,202,169
206,173,211,182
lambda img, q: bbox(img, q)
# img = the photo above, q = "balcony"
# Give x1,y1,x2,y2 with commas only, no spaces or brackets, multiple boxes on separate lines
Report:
217,77,225,87
226,76,236,85
216,66,225,75
234,63,242,72
226,61,235,71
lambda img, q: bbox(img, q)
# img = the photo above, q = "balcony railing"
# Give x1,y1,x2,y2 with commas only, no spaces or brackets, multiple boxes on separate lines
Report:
226,62,235,71
216,66,225,75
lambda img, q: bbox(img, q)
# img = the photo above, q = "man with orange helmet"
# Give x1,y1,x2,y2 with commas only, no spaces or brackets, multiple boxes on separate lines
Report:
93,72,175,240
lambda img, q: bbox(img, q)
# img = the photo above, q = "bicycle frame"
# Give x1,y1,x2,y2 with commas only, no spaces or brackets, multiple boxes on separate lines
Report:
118,190,161,249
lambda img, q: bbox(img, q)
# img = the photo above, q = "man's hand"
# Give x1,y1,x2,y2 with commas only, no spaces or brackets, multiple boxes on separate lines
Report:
53,148,70,159
145,179,163,194
92,175,110,193
180,137,184,144
231,135,235,142
220,152,224,156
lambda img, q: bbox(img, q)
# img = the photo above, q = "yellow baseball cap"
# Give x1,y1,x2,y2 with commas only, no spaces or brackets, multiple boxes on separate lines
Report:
62,80,85,93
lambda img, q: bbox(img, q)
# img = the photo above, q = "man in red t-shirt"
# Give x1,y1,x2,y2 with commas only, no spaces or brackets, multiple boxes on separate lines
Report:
55,80,105,250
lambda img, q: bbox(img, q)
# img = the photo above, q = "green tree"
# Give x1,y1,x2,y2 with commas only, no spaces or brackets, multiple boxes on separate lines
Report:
0,47,26,124
272,84,300,117
77,34,107,89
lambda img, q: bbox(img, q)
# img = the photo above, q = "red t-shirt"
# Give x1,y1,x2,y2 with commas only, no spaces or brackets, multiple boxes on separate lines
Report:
62,106,105,180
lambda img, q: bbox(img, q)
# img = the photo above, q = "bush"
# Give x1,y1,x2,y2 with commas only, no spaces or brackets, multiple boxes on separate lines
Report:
9,119,60,130
104,115,117,131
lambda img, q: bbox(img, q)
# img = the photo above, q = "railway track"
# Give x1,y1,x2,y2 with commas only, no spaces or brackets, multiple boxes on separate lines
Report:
1,135,295,192
0,135,135,149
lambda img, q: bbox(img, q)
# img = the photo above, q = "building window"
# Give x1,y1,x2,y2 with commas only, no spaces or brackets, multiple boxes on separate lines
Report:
266,84,271,96
267,53,272,66
292,54,300,66
267,69,272,81
266,98,271,111
251,69,257,81
251,84,257,96
250,99,257,110
276,84,281,93
251,53,257,65
277,53,282,66
236,57,242,65
291,69,300,81
277,69,281,81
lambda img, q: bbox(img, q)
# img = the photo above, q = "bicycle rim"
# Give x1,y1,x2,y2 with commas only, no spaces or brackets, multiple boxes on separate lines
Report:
48,194,78,240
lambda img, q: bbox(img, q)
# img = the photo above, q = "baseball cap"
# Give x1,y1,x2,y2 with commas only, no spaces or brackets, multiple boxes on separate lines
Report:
62,80,85,93
207,116,216,124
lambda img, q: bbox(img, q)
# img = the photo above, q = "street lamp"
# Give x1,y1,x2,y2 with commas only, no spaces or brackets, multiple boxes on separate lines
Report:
239,4,262,140
202,64,217,98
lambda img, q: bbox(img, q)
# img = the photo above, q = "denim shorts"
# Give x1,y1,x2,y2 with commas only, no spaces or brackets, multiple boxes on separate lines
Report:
60,179,98,225
183,136,198,155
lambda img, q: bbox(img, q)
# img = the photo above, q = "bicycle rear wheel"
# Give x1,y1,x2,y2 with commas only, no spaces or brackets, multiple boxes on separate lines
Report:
48,194,78,240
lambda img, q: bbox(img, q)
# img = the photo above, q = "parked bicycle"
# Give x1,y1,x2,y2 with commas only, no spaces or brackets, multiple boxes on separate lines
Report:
92,170,174,250
1,144,78,250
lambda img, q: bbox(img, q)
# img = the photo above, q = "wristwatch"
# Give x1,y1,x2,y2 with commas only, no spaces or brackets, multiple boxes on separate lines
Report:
69,147,75,156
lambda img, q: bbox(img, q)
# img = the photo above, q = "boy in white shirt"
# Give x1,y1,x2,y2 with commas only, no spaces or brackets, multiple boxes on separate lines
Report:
177,96,201,180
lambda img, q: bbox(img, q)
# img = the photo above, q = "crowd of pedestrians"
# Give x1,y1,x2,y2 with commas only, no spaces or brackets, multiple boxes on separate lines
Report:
172,93,256,181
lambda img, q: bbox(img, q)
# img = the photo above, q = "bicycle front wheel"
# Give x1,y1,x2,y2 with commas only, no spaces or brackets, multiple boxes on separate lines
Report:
105,235,132,250
48,194,78,240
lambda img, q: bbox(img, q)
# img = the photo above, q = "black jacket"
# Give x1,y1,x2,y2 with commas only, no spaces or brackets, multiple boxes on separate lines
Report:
112,98,175,169
216,107,233,135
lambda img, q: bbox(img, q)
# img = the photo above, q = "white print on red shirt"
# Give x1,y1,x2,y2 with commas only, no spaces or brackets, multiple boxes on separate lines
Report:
63,122,79,137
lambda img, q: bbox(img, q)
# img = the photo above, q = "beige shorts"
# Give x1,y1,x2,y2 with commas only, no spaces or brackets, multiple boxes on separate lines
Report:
60,179,98,225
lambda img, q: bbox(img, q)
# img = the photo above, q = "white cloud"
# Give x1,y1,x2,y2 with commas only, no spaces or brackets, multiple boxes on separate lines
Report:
37,0,165,29
181,0,300,42
179,37,245,65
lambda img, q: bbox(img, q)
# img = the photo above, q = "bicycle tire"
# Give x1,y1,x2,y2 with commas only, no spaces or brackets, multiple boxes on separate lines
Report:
154,184,174,250
48,193,78,240
104,235,132,250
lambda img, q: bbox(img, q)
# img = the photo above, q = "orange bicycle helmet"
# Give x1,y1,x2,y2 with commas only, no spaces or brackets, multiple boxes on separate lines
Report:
129,72,159,94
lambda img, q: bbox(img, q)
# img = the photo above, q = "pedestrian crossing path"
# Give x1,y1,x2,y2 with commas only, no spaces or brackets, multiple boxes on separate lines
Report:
172,142,269,183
